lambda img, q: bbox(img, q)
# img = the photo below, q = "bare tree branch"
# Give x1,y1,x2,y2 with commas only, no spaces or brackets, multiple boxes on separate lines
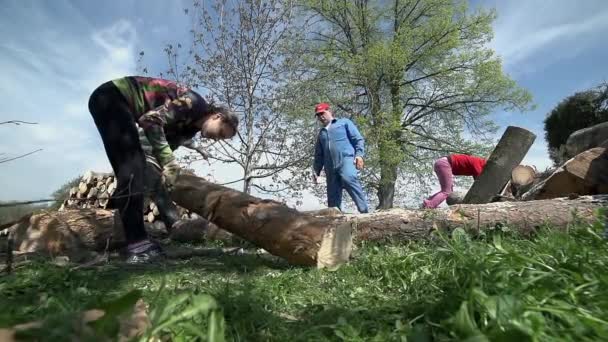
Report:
0,149,43,164
0,120,38,126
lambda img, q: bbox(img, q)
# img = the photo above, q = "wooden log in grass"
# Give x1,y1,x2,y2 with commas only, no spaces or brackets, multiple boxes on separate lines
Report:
170,174,352,268
2,190,606,267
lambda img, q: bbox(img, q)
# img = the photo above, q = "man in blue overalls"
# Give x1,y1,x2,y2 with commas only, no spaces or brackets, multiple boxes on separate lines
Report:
312,102,369,213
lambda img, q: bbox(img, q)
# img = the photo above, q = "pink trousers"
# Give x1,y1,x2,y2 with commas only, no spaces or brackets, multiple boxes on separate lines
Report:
422,157,454,209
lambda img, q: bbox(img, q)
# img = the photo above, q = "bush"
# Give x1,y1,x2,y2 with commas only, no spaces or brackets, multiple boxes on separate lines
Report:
0,201,47,226
49,175,82,210
544,83,608,164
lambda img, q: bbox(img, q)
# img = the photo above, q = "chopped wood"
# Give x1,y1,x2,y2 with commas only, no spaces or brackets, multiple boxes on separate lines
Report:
522,147,608,200
78,181,89,195
147,212,156,223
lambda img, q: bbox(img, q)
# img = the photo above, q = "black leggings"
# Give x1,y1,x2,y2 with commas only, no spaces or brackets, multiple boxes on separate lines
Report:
88,81,147,243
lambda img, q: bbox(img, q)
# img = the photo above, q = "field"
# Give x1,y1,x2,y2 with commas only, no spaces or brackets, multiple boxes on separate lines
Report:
1,216,607,341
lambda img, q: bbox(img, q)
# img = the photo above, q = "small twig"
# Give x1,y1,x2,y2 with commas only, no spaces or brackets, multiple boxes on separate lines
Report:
0,149,43,164
0,120,38,126
0,189,159,208
6,236,13,274
104,237,111,264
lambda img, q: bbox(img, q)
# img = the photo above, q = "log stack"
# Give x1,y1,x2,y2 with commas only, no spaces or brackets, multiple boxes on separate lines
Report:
59,170,199,227
521,146,608,200
60,171,115,210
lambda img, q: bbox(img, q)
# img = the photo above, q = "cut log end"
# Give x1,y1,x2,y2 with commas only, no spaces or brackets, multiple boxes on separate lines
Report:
316,221,353,270
511,165,536,187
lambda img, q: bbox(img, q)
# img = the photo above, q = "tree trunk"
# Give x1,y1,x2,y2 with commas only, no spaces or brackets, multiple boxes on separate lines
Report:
4,209,125,260
377,164,397,209
170,174,352,267
243,175,252,194
340,195,607,243
376,73,403,210
463,126,536,204
3,195,606,265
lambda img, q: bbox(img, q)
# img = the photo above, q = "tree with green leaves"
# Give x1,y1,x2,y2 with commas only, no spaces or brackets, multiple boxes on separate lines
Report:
544,82,608,165
292,0,533,208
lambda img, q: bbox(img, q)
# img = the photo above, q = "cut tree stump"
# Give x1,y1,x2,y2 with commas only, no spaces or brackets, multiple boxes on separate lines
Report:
170,174,352,268
2,196,606,264
463,126,536,204
521,147,608,200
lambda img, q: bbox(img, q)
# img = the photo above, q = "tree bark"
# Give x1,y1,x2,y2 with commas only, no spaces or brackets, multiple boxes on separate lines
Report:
4,209,124,260
377,164,397,209
3,195,606,265
341,195,606,243
463,126,536,204
170,174,352,267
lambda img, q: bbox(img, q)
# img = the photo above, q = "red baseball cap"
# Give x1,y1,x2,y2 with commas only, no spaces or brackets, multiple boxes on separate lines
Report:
315,102,330,114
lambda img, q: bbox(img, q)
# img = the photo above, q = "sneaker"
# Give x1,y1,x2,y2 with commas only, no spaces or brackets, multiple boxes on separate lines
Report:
125,240,165,264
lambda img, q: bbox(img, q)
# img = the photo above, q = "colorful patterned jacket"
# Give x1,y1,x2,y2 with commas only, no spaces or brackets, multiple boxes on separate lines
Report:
112,76,208,166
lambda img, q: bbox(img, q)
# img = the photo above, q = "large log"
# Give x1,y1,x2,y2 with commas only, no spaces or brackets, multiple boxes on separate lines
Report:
3,209,125,260
343,195,606,243
521,147,608,200
170,174,352,267
2,196,606,264
564,122,608,159
463,126,536,204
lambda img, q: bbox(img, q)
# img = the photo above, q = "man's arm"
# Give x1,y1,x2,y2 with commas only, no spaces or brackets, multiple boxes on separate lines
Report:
313,135,324,176
345,119,365,158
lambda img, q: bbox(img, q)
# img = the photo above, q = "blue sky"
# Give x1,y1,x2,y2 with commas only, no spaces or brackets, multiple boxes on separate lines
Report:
1,0,607,209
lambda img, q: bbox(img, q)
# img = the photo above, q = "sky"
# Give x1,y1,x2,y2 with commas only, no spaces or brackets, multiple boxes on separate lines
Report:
1,0,607,210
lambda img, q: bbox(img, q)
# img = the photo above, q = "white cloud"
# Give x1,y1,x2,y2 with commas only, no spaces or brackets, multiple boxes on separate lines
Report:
488,0,608,74
0,5,138,200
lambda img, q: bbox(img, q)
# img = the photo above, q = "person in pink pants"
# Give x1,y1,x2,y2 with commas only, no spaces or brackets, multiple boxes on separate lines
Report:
422,154,487,209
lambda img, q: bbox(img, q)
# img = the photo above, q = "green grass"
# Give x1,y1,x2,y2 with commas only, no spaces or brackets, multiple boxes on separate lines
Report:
1,217,608,341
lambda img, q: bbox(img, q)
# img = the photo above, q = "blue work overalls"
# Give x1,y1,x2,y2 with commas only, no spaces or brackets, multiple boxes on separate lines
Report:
313,118,369,213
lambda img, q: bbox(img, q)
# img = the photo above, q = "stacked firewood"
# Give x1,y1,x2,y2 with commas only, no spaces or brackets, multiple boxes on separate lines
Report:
60,171,115,210
142,198,193,224
59,170,196,224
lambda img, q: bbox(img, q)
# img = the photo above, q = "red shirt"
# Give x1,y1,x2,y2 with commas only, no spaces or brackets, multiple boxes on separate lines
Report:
449,154,487,179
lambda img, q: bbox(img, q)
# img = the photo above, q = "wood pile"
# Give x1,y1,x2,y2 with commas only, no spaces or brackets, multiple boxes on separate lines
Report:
60,171,115,210
521,146,608,201
59,170,197,226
